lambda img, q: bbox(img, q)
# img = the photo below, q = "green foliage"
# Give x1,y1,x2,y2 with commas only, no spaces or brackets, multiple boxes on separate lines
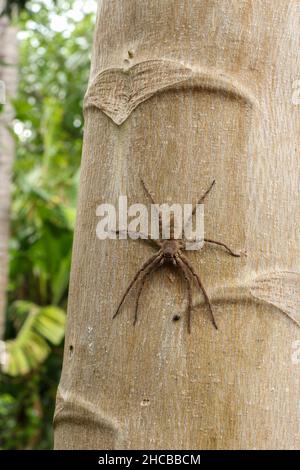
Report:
1,0,96,449
0,351,63,449
0,388,42,449
3,301,66,376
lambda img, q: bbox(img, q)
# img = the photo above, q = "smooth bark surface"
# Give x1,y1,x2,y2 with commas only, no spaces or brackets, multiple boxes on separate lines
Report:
0,16,18,338
54,0,300,449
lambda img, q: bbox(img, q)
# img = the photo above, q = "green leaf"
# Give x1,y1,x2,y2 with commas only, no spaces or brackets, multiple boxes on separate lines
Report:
2,303,65,377
51,254,71,304
34,307,66,344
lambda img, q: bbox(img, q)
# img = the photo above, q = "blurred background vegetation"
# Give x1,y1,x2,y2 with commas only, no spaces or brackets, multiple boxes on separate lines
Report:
0,0,96,449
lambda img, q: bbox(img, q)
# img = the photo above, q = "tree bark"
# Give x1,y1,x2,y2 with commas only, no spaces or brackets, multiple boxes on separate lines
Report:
0,16,18,338
54,0,300,450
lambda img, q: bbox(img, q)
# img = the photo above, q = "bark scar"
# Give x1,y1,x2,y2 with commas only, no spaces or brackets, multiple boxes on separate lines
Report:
84,59,259,125
176,271,300,328
54,387,122,445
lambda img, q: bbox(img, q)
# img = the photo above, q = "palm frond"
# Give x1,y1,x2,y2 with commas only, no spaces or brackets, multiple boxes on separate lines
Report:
1,301,66,377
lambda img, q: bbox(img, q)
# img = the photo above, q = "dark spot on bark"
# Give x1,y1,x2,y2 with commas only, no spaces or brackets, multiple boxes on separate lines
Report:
69,345,74,357
141,398,150,407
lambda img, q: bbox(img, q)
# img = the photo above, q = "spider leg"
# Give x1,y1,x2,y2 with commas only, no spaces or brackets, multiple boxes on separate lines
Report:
175,255,193,334
134,256,164,326
141,178,157,205
204,238,240,257
140,178,163,242
114,229,161,248
113,250,163,320
179,253,218,330
184,180,216,235
192,179,216,215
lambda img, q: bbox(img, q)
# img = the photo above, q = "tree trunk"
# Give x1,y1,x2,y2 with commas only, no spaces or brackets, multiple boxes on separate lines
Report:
54,0,300,450
0,16,18,338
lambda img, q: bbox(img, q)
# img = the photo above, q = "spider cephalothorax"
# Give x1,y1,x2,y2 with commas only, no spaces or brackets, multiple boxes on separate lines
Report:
113,179,240,333
161,239,184,261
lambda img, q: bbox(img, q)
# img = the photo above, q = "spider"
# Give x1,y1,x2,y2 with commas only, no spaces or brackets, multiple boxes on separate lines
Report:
113,179,241,333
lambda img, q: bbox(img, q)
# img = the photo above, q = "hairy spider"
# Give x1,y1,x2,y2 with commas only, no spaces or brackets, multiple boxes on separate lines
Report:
113,179,240,333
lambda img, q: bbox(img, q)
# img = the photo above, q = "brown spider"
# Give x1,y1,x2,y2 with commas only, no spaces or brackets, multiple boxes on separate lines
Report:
113,179,240,333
